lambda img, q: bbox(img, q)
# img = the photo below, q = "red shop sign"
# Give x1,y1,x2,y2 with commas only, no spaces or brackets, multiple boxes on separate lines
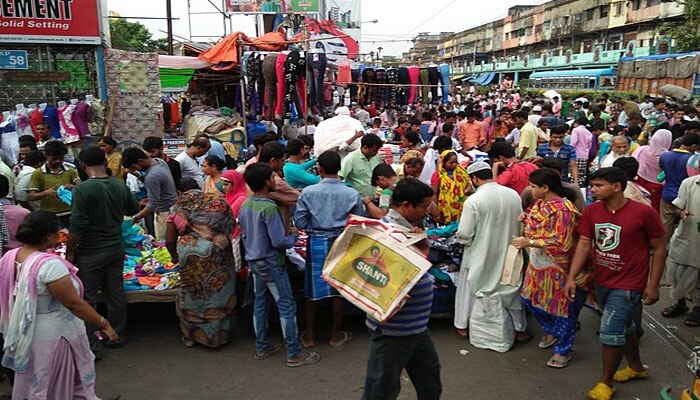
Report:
0,0,100,45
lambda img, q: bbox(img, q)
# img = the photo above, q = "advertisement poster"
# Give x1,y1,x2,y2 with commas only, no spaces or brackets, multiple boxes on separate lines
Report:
0,0,101,44
226,0,319,14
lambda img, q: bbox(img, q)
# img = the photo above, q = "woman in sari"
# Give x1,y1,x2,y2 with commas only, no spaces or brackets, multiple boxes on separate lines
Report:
98,136,124,180
201,155,226,194
166,190,237,348
430,150,470,224
0,211,117,399
513,169,583,369
632,128,672,212
220,169,248,271
399,131,425,164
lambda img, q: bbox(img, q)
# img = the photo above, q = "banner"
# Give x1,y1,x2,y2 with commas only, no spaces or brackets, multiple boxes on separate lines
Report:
0,0,100,44
226,0,319,14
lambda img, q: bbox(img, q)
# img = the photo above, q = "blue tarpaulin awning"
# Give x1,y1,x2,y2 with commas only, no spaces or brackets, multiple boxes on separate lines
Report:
469,72,496,86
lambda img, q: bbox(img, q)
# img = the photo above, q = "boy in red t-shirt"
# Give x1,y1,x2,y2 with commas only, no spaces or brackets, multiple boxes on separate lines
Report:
564,167,666,400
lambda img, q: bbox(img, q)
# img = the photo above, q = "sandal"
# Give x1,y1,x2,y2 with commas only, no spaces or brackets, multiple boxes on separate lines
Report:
515,331,534,344
286,351,320,368
299,331,315,348
455,328,469,338
613,366,648,383
686,307,700,327
546,354,571,369
587,382,615,400
181,336,194,348
662,302,689,318
329,331,353,348
254,343,282,360
538,335,558,349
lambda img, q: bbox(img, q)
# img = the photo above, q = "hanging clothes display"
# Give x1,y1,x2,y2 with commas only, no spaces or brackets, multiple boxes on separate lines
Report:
274,51,288,119
73,101,92,137
439,64,451,104
361,68,376,105
88,99,106,136
179,94,192,118
407,66,419,105
245,53,265,119
262,53,278,121
428,67,440,105
15,109,33,139
387,68,399,109
375,68,387,105
337,59,352,84
43,105,61,139
58,104,80,144
419,68,430,104
283,50,306,120
350,68,360,103
308,52,327,116
0,120,19,166
397,67,410,106
30,107,43,139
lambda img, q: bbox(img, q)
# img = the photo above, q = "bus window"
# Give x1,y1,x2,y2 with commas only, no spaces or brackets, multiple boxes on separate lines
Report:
600,76,615,88
588,78,596,89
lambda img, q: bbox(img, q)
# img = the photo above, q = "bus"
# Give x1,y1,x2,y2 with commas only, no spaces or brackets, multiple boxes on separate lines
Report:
528,68,617,91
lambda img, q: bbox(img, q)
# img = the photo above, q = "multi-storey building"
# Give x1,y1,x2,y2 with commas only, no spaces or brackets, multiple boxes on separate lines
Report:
407,0,686,84
405,32,454,67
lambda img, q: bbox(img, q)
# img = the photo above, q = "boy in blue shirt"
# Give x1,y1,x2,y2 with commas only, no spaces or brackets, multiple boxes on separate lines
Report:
239,163,320,368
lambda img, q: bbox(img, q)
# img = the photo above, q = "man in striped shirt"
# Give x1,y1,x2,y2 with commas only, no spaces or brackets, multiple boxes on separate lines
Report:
362,179,441,400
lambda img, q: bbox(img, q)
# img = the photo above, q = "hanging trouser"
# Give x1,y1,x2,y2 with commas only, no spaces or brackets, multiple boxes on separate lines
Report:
283,50,306,120
308,52,327,116
439,64,451,104
351,68,360,104
262,54,279,121
407,66,420,105
375,68,387,105
246,53,265,118
428,67,440,104
274,52,288,119
419,68,430,105
362,68,376,105
387,68,399,109
397,67,410,106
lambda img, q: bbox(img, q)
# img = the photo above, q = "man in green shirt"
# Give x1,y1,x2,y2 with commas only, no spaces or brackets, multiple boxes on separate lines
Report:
28,140,80,226
513,111,538,160
67,146,140,355
339,134,383,197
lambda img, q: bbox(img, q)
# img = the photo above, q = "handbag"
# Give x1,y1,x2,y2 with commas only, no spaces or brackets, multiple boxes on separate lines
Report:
500,244,525,287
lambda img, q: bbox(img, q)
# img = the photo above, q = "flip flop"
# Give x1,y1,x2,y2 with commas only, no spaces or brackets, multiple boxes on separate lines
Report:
299,331,315,348
685,307,700,327
515,331,534,344
254,343,282,360
181,336,194,348
546,354,571,369
662,302,689,318
329,331,353,348
455,328,469,338
287,351,321,368
538,336,558,349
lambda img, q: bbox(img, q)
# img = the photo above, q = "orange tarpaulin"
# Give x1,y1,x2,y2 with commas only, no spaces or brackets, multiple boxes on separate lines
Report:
198,31,289,70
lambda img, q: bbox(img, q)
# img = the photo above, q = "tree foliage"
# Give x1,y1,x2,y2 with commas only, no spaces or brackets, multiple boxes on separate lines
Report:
109,18,168,53
661,0,700,53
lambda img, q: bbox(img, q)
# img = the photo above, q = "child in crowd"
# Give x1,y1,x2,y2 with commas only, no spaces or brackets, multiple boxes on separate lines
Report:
238,163,320,368
364,163,398,219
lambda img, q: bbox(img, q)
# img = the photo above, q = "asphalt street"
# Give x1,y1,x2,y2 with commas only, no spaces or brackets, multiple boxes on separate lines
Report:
2,290,685,400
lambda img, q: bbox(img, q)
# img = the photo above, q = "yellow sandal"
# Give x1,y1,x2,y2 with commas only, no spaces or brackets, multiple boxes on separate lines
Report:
587,382,615,400
613,366,649,383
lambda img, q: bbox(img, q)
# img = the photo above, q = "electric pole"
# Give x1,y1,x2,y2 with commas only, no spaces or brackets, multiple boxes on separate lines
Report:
166,0,174,55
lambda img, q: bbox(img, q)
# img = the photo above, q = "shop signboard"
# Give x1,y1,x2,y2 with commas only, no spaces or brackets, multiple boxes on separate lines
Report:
226,0,319,14
0,50,27,69
163,138,187,158
0,0,101,44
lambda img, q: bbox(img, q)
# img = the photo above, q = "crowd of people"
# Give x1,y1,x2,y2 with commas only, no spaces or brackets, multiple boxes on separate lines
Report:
0,85,696,399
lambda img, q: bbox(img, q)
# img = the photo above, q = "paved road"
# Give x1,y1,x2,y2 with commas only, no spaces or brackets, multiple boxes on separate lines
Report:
0,294,692,399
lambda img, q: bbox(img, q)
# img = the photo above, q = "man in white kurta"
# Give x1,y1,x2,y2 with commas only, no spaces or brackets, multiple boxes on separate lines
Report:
454,162,527,335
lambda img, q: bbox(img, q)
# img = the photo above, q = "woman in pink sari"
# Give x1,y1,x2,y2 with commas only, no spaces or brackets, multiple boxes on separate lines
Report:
0,211,117,399
632,129,672,212
220,170,248,271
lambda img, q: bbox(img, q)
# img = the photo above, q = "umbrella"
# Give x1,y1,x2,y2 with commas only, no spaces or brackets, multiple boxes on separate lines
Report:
542,90,561,100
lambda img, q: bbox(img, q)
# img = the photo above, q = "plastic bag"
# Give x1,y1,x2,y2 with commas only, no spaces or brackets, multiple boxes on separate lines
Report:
56,186,72,206
468,293,515,353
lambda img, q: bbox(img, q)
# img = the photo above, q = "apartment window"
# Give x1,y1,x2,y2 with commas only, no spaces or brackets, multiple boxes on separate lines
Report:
600,5,609,18
615,2,623,15
632,0,641,10
586,9,595,20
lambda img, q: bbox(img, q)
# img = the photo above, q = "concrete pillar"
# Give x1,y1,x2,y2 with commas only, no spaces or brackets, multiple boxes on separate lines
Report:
514,71,520,84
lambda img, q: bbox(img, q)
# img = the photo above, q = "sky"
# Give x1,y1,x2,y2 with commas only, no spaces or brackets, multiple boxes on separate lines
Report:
107,0,543,57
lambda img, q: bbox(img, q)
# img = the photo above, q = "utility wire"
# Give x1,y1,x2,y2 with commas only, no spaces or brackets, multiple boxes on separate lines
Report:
406,0,458,33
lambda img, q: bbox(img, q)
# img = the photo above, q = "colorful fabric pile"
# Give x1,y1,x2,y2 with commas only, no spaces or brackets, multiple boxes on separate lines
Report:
121,219,180,291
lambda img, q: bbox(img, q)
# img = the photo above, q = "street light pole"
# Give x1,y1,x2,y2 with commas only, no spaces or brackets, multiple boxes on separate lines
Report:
166,0,174,55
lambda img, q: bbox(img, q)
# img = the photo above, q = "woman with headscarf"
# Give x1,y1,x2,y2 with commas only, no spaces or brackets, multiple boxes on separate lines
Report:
430,150,471,224
220,169,248,271
165,190,236,348
632,129,672,212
